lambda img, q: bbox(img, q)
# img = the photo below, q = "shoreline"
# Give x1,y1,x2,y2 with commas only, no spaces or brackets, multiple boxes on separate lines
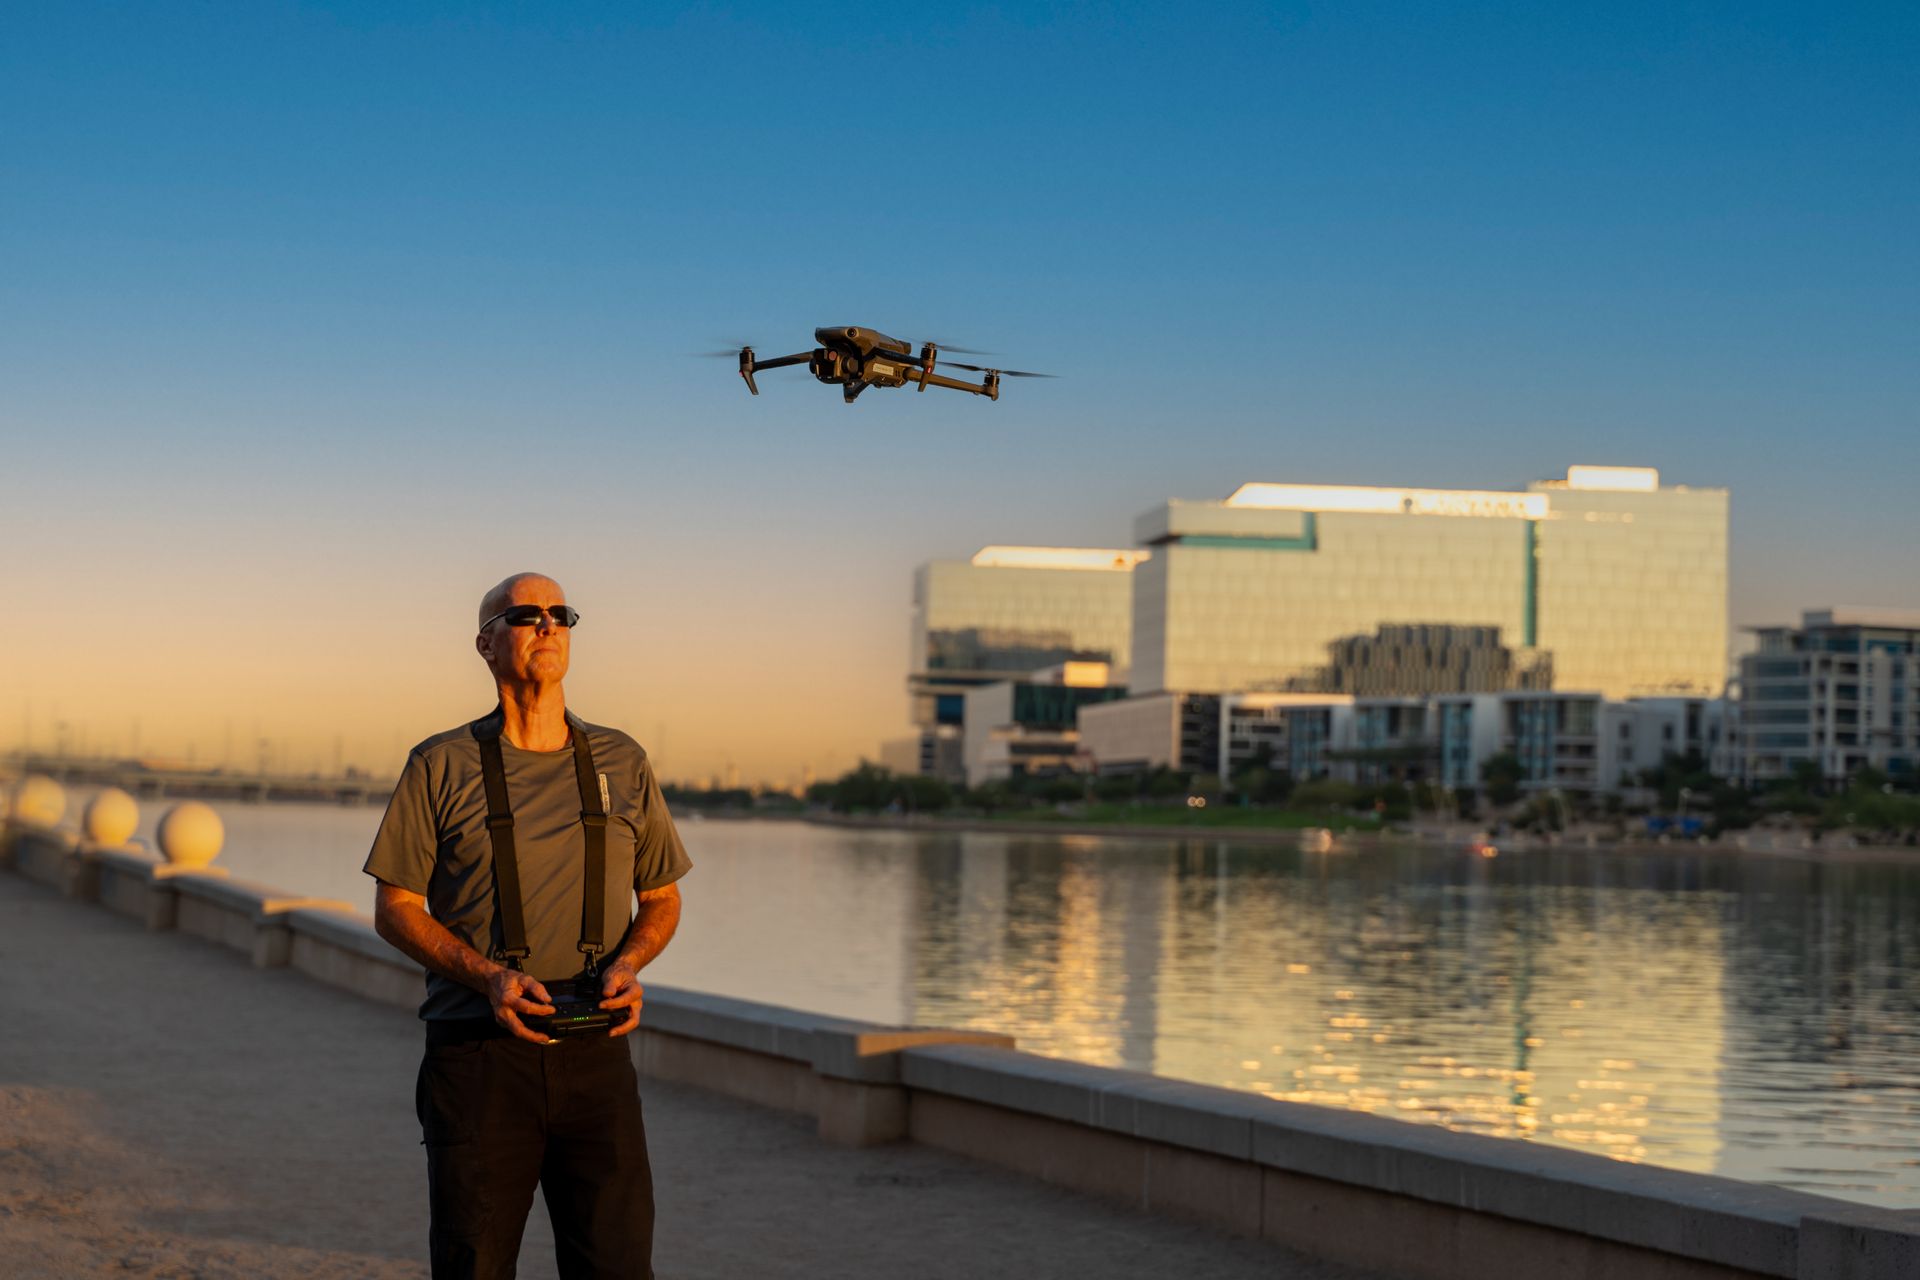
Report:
695,809,1920,864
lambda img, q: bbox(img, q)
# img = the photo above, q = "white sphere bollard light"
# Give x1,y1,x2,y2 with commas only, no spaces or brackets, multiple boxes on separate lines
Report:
156,801,224,868
12,775,67,827
83,787,141,847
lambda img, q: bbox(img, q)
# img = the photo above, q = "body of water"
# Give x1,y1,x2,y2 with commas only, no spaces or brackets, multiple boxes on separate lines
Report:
109,798,1920,1207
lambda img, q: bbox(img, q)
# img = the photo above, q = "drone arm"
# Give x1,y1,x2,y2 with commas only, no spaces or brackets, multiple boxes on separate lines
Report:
912,368,997,400
737,349,813,395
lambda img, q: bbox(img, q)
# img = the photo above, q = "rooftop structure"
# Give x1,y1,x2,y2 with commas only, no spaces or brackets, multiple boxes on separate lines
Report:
1286,623,1552,697
1131,466,1727,701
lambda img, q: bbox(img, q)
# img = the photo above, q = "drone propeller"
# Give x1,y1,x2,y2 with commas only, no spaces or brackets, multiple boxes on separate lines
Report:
944,361,1057,378
691,339,761,357
922,341,995,356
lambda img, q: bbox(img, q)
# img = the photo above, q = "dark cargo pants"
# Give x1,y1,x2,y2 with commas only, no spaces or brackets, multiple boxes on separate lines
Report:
416,1026,655,1280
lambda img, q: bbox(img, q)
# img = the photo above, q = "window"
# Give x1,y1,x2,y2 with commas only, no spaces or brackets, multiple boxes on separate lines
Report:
1748,682,1810,701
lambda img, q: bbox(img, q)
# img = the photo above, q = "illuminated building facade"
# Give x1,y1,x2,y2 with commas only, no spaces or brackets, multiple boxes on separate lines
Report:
898,546,1142,782
909,546,1143,729
1130,466,1728,701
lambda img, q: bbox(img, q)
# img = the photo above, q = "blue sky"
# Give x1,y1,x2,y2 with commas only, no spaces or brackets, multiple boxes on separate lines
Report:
4,2,1916,778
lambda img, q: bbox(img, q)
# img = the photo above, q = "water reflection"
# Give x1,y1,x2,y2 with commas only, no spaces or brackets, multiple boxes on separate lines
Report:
904,840,1740,1173
154,804,1920,1208
868,831,1916,1207
911,835,1171,1070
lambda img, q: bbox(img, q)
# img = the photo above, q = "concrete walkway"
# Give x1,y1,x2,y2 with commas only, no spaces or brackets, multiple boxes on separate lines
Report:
0,873,1393,1279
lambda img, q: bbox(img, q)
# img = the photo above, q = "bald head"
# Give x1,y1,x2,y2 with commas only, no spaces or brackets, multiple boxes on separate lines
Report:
476,572,572,694
478,573,564,631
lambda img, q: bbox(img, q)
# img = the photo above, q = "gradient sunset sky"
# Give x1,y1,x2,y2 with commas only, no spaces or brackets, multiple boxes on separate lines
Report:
5,2,1916,783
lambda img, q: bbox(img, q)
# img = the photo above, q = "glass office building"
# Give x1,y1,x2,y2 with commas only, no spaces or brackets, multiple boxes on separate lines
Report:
1531,469,1728,699
1130,466,1727,701
909,546,1145,729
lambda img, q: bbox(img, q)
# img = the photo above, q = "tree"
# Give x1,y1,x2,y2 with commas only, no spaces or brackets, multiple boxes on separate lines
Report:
1480,752,1525,806
1637,749,1715,811
1353,782,1413,822
1230,765,1295,805
1291,779,1359,812
805,763,960,814
1144,767,1192,799
900,774,954,813
830,762,897,812
1821,779,1920,836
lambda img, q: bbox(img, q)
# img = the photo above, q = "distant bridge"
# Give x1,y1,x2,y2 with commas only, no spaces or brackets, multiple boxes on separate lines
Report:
0,753,394,806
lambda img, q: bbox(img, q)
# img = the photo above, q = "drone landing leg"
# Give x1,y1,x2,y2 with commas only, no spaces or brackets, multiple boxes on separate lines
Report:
737,350,813,396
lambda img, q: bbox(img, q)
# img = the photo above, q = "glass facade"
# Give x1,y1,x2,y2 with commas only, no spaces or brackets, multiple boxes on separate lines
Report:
1734,610,1920,783
909,548,1142,728
1131,468,1728,701
1286,706,1339,778
1009,682,1129,729
1528,480,1728,698
1439,701,1477,788
1505,694,1602,789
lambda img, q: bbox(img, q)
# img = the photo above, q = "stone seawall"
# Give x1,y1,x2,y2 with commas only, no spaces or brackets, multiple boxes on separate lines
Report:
6,817,1917,1280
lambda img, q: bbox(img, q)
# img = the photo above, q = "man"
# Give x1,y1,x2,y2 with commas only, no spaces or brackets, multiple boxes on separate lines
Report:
366,572,689,1280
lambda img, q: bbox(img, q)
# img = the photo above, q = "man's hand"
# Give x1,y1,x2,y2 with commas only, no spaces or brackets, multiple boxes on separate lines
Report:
487,968,557,1045
599,959,644,1036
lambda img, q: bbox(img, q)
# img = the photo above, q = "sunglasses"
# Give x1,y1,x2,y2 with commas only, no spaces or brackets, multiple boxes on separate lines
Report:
481,604,581,630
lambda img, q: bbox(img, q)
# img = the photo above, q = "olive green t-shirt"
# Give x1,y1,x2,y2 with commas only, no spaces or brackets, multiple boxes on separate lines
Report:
363,713,691,1021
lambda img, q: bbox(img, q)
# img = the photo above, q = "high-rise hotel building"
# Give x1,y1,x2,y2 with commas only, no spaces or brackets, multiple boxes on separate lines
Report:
1130,466,1727,700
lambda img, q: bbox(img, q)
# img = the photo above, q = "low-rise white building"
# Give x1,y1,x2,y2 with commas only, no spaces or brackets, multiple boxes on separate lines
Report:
961,662,1127,788
1203,690,1731,799
1219,693,1355,780
1076,691,1221,776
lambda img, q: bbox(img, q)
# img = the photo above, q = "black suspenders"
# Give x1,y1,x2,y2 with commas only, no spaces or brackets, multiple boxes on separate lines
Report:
471,709,608,975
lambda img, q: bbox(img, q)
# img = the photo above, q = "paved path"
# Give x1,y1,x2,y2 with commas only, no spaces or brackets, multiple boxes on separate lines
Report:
0,872,1391,1279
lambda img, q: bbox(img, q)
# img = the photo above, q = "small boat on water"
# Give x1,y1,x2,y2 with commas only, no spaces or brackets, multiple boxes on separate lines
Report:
1298,827,1336,854
1466,830,1499,858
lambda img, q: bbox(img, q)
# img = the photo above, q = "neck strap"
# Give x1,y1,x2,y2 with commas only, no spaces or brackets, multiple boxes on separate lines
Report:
470,707,607,973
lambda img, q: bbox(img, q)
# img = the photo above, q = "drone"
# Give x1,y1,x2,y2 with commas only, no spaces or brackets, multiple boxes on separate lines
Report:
704,327,1054,403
